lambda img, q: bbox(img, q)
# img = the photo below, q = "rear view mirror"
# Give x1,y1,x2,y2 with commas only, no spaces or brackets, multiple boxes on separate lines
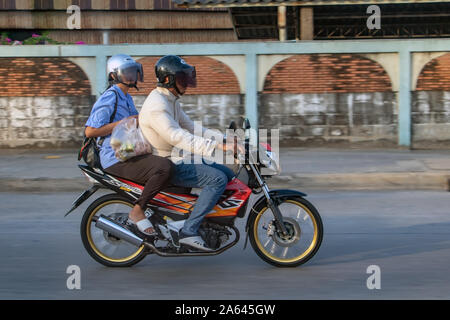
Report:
228,121,237,130
243,118,251,130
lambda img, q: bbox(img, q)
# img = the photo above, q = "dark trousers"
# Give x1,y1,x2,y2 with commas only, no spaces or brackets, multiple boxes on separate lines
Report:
104,154,175,210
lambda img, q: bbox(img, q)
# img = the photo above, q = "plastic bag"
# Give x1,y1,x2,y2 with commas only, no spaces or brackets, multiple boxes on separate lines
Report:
110,117,152,162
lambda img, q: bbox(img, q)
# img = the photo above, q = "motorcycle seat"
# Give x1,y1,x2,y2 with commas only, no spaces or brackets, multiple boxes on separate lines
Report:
80,165,194,196
108,172,192,195
161,185,193,195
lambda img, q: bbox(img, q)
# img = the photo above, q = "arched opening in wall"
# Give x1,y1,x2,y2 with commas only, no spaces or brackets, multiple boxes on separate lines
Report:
130,56,243,130
0,57,91,96
0,57,93,148
414,52,450,148
260,54,394,147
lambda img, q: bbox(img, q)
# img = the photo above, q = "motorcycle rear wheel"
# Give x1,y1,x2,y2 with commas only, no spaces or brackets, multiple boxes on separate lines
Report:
80,194,148,267
248,196,323,267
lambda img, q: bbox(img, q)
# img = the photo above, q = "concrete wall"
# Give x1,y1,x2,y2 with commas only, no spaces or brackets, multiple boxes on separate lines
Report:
3,91,450,150
0,95,94,148
0,94,244,148
412,91,450,148
259,92,398,147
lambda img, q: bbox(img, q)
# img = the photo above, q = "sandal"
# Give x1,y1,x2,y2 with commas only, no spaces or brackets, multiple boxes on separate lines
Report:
128,218,157,237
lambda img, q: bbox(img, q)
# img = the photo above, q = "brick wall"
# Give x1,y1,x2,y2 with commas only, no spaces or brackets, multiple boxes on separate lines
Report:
130,56,241,96
263,54,392,93
0,56,240,97
416,53,450,91
0,57,91,97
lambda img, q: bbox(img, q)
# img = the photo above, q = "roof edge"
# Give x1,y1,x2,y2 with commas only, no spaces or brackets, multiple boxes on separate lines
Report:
174,0,450,9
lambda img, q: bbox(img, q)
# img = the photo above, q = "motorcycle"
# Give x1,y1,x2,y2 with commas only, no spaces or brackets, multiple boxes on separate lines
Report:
65,119,323,268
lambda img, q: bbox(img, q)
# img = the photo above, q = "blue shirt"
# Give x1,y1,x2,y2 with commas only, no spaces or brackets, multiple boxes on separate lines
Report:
85,85,138,169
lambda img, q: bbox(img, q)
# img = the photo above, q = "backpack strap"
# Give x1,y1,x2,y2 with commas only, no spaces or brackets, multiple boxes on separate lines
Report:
108,89,119,123
78,89,120,163
98,89,119,147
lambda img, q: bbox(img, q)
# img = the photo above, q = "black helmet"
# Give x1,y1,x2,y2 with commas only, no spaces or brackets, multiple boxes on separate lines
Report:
155,55,196,95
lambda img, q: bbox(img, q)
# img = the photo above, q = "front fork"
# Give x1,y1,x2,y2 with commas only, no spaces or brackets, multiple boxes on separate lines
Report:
248,164,288,236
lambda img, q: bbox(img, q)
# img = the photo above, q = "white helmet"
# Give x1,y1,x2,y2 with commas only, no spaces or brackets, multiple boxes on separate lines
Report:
107,54,143,90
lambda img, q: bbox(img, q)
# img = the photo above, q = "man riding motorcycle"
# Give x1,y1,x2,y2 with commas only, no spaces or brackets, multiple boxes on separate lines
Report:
139,55,242,251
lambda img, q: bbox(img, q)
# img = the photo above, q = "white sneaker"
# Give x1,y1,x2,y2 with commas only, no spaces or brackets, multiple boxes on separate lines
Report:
179,235,213,252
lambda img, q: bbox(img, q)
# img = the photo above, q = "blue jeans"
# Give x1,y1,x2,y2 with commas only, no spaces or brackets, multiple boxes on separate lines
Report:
170,160,235,236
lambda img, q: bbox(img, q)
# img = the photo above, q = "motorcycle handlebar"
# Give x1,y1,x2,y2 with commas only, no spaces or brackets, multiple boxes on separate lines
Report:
226,118,252,164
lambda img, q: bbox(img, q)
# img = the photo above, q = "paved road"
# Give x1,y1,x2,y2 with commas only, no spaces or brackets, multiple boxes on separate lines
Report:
1,189,450,299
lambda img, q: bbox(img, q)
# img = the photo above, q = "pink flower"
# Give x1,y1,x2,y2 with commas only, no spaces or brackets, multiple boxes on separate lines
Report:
32,33,40,38
75,41,85,45
6,38,11,43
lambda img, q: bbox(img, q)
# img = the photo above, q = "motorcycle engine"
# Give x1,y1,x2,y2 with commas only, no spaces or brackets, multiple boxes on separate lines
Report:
199,223,232,250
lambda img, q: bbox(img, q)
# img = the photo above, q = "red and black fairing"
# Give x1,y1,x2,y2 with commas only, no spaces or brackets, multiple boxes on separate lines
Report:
74,165,253,225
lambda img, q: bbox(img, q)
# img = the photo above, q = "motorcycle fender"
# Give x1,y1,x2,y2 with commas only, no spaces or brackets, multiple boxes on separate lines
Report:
64,184,101,217
245,189,307,232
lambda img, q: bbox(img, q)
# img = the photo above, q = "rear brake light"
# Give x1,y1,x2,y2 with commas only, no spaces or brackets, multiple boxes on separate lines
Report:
83,172,98,184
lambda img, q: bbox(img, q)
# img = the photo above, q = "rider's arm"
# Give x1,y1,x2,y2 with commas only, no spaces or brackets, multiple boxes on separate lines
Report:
85,116,137,138
85,122,118,138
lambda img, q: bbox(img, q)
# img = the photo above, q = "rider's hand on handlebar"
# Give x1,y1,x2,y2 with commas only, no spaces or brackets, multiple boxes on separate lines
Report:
235,142,245,156
218,142,235,154
218,140,245,158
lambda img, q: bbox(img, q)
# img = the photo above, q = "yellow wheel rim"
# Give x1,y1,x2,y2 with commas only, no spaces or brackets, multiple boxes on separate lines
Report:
254,200,319,264
86,199,145,263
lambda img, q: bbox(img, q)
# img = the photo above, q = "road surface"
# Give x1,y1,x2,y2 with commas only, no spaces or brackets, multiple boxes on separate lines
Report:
1,189,449,299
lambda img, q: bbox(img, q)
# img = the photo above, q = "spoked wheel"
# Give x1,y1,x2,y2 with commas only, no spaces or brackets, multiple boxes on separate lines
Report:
248,196,323,267
80,194,148,267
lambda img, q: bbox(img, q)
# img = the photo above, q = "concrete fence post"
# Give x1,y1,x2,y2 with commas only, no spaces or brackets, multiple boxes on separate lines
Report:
95,54,107,99
398,49,412,148
245,53,258,145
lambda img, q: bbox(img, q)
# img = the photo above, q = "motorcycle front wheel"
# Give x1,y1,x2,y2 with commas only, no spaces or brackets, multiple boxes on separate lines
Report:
248,196,323,267
80,194,148,267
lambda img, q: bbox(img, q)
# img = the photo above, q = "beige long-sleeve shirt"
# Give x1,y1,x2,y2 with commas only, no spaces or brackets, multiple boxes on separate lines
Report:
139,87,224,163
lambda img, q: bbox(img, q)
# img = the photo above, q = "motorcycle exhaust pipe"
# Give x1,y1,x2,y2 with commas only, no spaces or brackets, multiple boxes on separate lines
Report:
95,215,144,247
